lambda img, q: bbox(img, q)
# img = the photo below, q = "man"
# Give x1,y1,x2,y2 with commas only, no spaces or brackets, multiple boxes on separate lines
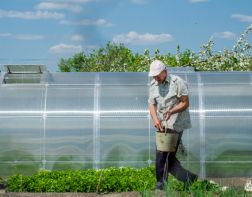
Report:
148,60,198,190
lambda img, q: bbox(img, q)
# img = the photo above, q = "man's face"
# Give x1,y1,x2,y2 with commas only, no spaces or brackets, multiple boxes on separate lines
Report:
153,70,167,83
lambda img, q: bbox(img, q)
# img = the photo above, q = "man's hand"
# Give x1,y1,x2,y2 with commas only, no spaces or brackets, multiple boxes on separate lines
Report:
163,110,172,121
154,119,164,132
163,96,189,120
149,104,164,132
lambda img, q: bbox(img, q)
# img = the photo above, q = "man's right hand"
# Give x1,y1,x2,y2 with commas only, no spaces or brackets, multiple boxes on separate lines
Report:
154,119,164,132
149,104,164,132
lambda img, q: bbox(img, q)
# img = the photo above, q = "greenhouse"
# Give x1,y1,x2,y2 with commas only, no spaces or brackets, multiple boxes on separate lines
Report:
0,64,252,179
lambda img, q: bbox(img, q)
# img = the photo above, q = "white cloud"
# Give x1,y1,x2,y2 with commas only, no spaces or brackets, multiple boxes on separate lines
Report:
36,2,82,13
212,31,236,39
60,0,94,2
60,18,113,26
41,0,96,3
68,0,97,3
14,34,45,40
71,35,84,41
130,0,148,5
49,43,83,54
112,31,173,45
0,9,64,20
0,33,12,37
189,0,209,3
231,14,252,23
0,33,45,40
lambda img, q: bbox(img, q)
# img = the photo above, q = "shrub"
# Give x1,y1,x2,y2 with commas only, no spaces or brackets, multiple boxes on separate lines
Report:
6,167,156,193
6,166,234,195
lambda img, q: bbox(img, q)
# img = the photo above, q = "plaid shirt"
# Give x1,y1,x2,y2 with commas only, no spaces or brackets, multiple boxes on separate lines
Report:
148,74,191,132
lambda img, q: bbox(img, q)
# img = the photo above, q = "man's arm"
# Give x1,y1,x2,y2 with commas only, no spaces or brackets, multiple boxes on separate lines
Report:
163,95,189,120
149,104,164,131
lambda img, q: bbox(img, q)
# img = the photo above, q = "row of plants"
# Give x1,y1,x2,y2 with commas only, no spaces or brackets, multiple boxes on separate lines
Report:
4,167,155,193
1,166,249,196
58,24,252,72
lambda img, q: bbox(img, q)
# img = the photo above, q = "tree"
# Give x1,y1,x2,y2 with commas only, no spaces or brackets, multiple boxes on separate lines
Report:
58,42,149,72
58,25,252,72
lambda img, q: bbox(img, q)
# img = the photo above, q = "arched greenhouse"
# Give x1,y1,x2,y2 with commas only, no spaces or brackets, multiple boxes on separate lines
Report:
0,64,252,180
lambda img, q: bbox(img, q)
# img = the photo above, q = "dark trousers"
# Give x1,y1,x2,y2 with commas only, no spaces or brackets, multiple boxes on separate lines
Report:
156,131,198,184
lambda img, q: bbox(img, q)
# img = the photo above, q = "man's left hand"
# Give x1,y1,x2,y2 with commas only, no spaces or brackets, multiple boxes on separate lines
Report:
163,110,172,120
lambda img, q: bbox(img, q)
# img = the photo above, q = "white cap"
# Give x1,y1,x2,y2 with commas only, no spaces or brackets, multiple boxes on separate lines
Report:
148,60,166,77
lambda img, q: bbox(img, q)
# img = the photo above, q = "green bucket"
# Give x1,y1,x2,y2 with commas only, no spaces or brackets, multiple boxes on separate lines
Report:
156,131,179,152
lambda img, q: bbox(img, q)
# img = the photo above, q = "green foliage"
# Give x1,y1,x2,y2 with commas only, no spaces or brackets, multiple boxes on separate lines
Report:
58,25,252,72
190,24,252,71
189,180,220,191
58,42,150,72
6,167,156,193
6,166,247,196
5,174,30,192
0,176,6,186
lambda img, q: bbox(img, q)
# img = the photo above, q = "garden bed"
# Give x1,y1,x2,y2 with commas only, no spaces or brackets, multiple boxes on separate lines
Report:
1,167,252,196
0,191,142,197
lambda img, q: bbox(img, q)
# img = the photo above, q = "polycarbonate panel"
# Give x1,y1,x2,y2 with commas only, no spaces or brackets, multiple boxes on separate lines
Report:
188,85,200,113
49,72,96,84
200,72,251,84
202,84,252,116
99,72,149,85
206,163,252,177
100,117,151,163
205,116,252,161
178,73,198,85
45,117,93,163
0,117,42,162
100,85,148,116
45,161,92,171
46,85,94,116
181,162,200,178
0,71,251,179
178,116,201,177
0,163,41,177
0,85,44,116
183,116,201,161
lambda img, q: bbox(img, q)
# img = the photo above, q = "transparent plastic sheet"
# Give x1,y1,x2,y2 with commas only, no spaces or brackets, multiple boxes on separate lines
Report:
0,72,251,178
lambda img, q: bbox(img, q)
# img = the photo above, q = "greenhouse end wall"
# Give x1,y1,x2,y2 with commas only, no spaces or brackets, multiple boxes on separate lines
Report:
0,71,252,179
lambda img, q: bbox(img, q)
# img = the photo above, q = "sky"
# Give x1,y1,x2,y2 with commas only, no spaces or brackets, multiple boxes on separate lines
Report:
0,0,252,72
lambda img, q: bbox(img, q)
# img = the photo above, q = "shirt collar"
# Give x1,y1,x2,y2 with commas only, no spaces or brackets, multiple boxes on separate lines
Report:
153,74,171,86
